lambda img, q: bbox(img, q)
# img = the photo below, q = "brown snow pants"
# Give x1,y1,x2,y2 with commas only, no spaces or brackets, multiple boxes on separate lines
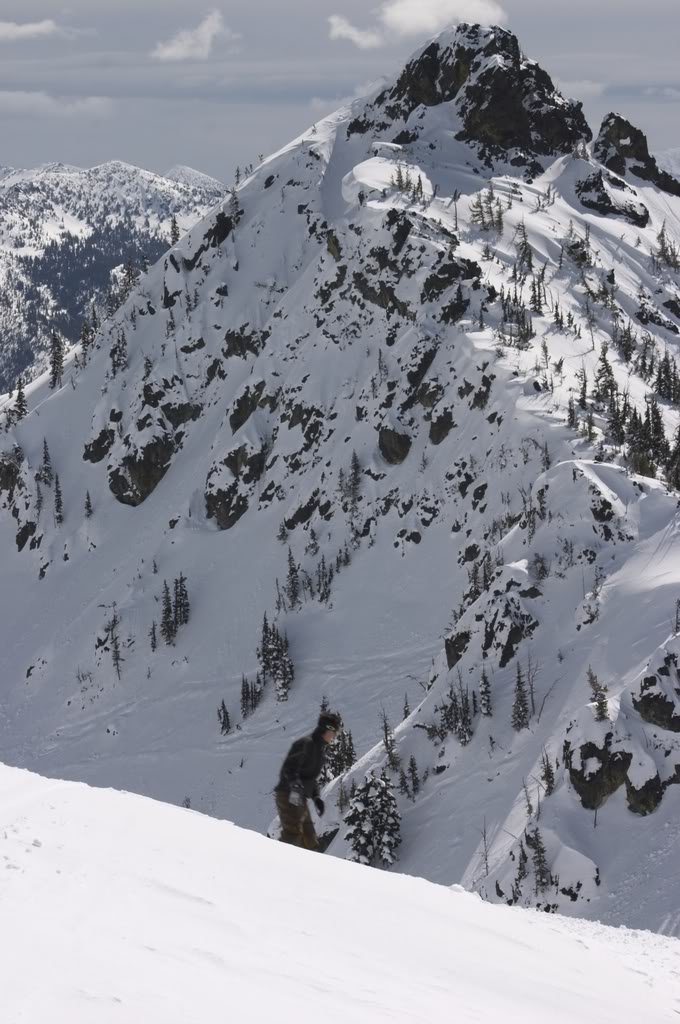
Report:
275,788,319,851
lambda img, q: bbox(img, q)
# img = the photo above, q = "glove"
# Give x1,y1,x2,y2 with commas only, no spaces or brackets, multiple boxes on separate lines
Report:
289,786,305,808
314,797,325,817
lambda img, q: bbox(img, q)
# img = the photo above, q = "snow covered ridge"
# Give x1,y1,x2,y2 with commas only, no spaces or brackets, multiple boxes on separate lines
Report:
1,22,680,934
2,763,679,1024
0,160,227,391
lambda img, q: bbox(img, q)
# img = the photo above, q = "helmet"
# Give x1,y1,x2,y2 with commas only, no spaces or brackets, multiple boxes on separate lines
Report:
318,711,342,732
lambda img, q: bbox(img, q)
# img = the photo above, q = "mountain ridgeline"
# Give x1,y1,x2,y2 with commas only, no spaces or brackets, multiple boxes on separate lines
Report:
1,24,680,932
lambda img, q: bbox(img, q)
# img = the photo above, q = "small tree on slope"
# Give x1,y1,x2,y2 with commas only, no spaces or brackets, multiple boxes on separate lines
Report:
344,769,401,868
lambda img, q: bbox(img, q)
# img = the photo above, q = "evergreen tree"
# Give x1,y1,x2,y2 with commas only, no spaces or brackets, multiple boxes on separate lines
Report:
480,668,492,717
403,692,411,720
587,666,609,722
344,769,401,868
380,709,400,771
35,481,43,519
286,547,301,609
14,376,27,420
526,827,551,894
170,214,180,245
109,607,123,680
49,330,64,390
240,675,250,718
160,580,175,645
172,573,190,629
407,754,420,796
575,366,588,410
257,613,271,680
37,438,53,486
84,491,93,519
54,473,64,526
218,700,231,735
149,620,158,652
511,662,530,731
540,749,556,796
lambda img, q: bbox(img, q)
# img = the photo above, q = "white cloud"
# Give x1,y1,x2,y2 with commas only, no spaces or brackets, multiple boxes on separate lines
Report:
0,19,60,41
645,86,680,101
329,0,507,49
328,15,383,49
0,91,113,118
558,80,607,99
379,0,506,37
151,11,239,62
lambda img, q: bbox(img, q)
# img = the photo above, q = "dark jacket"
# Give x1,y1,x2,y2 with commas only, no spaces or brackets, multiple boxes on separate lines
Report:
277,726,327,799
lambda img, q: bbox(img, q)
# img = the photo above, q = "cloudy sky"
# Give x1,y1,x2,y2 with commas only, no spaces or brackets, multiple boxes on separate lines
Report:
1,0,678,181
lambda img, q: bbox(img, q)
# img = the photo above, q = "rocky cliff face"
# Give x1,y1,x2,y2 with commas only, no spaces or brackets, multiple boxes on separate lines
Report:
595,113,680,198
351,24,591,177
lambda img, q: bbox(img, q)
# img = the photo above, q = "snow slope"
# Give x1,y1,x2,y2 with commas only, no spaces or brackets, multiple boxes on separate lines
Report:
0,23,680,934
2,762,679,1024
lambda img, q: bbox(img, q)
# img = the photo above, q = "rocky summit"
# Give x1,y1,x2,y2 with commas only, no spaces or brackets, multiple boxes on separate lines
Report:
1,23,680,934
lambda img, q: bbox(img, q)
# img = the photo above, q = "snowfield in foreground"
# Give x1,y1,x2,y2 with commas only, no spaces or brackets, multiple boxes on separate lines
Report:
1,764,679,1023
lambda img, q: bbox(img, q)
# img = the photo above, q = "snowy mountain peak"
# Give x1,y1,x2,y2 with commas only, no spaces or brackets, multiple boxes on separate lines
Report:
352,22,591,177
595,113,680,198
166,164,226,190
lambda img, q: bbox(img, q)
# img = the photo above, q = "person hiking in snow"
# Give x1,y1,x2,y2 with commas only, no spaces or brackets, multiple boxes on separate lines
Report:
274,711,341,851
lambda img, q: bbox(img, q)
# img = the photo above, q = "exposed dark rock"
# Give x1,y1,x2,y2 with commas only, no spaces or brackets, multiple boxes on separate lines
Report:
230,381,266,433
386,210,413,254
285,491,320,530
625,772,663,816
352,272,412,320
223,325,268,359
366,25,590,176
161,401,202,430
224,444,267,486
16,520,35,552
180,337,206,354
108,434,175,506
83,428,115,464
183,212,235,272
430,409,454,444
205,482,249,530
445,630,471,669
0,448,23,497
206,358,226,385
664,298,680,321
637,301,679,336
422,258,481,302
569,736,632,810
575,170,649,227
317,265,347,305
594,113,680,198
326,230,342,262
162,283,181,309
401,348,438,412
633,685,680,733
379,427,412,464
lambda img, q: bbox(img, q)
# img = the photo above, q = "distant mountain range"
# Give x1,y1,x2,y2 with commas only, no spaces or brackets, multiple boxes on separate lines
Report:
0,160,227,391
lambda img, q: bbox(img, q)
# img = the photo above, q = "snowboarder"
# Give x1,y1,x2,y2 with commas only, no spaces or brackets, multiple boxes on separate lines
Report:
274,710,341,851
